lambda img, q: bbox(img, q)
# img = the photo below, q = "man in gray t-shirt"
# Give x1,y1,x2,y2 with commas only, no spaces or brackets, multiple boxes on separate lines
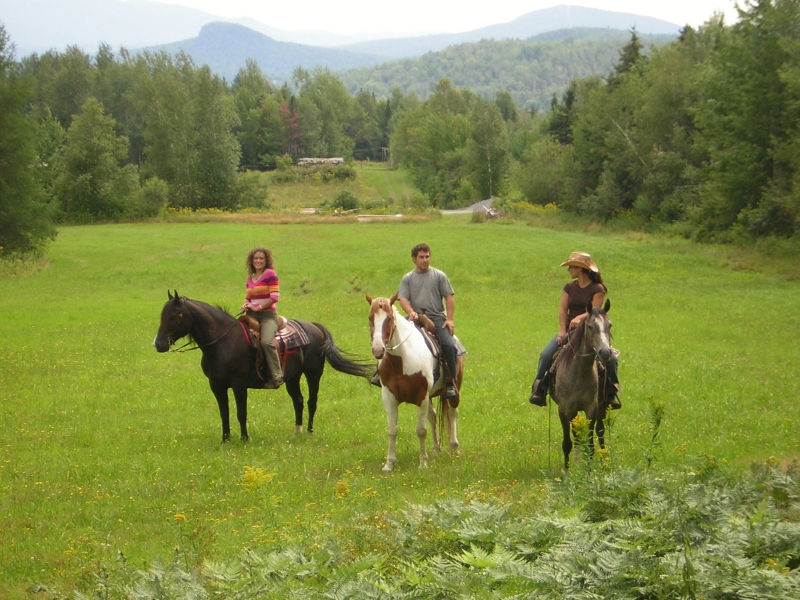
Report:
398,243,458,400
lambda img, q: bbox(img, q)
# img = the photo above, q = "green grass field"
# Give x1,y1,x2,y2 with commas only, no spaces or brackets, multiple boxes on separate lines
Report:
265,163,419,209
1,216,799,597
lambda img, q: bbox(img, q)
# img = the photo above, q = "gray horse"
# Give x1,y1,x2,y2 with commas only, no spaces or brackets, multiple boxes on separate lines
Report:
551,299,613,470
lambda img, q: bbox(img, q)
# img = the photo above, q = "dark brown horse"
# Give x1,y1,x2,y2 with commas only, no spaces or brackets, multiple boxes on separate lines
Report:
552,299,613,470
153,291,372,442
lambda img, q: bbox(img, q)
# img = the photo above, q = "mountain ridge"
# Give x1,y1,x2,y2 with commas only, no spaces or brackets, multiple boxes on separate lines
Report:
1,0,680,58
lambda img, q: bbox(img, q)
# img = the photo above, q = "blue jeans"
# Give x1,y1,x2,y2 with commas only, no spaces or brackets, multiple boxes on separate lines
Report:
430,316,457,381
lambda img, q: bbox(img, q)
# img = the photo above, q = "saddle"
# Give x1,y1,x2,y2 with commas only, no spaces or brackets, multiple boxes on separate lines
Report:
411,314,466,392
238,315,310,381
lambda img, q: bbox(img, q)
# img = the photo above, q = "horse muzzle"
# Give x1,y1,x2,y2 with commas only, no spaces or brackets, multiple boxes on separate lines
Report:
596,347,613,363
372,345,385,360
153,336,171,353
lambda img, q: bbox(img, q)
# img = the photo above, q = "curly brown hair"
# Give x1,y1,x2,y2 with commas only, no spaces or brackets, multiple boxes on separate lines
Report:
245,247,274,275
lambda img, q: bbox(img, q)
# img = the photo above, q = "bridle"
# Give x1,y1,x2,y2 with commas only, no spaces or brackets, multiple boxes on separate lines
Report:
372,299,414,353
164,299,241,353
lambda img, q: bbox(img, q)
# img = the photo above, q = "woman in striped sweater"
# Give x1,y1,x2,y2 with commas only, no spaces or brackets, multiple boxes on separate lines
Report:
242,247,283,389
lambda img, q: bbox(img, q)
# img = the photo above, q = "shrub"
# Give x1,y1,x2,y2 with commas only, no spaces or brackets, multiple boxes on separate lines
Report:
233,171,269,210
331,190,359,211
126,176,169,218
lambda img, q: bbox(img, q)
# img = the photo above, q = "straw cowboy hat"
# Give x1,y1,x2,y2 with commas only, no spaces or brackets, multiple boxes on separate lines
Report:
560,251,599,273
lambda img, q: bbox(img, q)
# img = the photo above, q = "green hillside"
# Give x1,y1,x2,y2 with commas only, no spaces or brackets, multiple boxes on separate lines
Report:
341,30,675,111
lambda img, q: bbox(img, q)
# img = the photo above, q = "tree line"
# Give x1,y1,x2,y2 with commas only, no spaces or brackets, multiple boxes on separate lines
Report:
2,0,799,256
516,0,800,242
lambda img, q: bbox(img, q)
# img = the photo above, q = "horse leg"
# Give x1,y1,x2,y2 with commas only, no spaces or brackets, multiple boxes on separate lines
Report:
210,382,232,443
560,412,573,471
232,385,249,443
304,367,322,435
427,397,441,453
416,398,430,469
381,390,399,472
596,415,606,451
448,402,460,451
284,376,305,435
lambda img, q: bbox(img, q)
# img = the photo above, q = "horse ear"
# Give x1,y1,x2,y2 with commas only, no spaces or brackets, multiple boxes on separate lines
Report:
174,289,179,299
389,293,398,305
365,293,373,304
168,290,173,299
603,299,611,313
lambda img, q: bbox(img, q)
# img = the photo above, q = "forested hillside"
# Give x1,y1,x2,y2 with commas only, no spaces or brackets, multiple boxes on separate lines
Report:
341,30,675,112
2,0,799,257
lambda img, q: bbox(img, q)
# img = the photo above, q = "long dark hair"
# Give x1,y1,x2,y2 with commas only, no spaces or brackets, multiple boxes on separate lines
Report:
245,247,274,275
585,268,606,289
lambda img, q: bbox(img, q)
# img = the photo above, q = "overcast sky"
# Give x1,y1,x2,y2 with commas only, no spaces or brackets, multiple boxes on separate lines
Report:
152,0,742,35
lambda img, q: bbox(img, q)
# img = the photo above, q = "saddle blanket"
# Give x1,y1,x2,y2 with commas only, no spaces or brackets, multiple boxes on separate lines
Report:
273,319,310,350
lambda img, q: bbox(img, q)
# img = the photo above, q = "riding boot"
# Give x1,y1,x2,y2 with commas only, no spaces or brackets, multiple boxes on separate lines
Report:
445,380,458,400
264,377,284,389
529,372,549,406
607,383,621,410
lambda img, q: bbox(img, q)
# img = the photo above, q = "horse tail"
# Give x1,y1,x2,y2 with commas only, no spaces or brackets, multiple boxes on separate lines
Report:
312,322,373,378
436,396,451,444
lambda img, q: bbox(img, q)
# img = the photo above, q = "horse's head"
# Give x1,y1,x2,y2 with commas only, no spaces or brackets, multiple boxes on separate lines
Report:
153,290,191,352
366,293,398,359
584,299,612,363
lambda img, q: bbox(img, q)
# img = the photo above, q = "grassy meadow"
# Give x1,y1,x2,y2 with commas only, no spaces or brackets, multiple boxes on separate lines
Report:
1,216,799,597
265,163,420,209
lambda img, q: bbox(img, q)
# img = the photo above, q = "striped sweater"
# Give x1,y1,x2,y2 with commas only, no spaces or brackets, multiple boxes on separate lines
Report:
245,269,280,311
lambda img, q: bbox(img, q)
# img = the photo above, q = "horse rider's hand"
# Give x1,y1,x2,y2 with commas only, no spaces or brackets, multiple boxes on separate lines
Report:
408,311,418,321
556,332,566,345
444,319,454,335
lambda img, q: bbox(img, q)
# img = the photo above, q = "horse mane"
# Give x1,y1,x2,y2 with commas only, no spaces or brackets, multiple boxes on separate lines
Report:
179,297,236,345
558,319,587,370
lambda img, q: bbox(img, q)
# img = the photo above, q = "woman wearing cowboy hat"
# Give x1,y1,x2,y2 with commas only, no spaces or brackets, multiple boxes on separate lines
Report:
529,251,621,409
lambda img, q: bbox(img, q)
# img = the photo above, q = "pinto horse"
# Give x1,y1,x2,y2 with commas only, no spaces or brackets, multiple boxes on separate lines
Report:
154,291,372,442
366,293,461,472
551,299,614,470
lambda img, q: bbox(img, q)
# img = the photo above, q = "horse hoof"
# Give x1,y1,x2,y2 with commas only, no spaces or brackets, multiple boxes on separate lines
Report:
450,441,460,451
294,426,303,436
381,463,394,473
418,461,428,469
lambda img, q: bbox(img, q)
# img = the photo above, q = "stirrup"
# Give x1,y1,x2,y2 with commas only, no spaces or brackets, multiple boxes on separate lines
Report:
370,372,382,387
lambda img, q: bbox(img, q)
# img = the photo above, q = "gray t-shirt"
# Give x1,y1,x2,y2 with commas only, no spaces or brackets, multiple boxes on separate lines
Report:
398,267,454,321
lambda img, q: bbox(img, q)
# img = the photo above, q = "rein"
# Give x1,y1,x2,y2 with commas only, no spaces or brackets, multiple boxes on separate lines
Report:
385,328,415,351
168,309,243,353
381,310,415,352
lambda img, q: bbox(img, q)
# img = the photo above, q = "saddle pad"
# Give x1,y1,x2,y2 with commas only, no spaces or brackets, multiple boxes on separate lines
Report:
454,335,467,356
273,319,310,350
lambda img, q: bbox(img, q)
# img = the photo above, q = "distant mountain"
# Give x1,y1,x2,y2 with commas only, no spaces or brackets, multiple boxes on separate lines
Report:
340,29,677,111
339,5,682,58
0,0,399,57
148,22,384,81
2,0,683,61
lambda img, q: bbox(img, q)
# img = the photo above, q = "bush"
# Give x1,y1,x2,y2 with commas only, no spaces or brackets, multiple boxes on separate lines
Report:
125,176,168,218
233,171,269,210
331,190,359,211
